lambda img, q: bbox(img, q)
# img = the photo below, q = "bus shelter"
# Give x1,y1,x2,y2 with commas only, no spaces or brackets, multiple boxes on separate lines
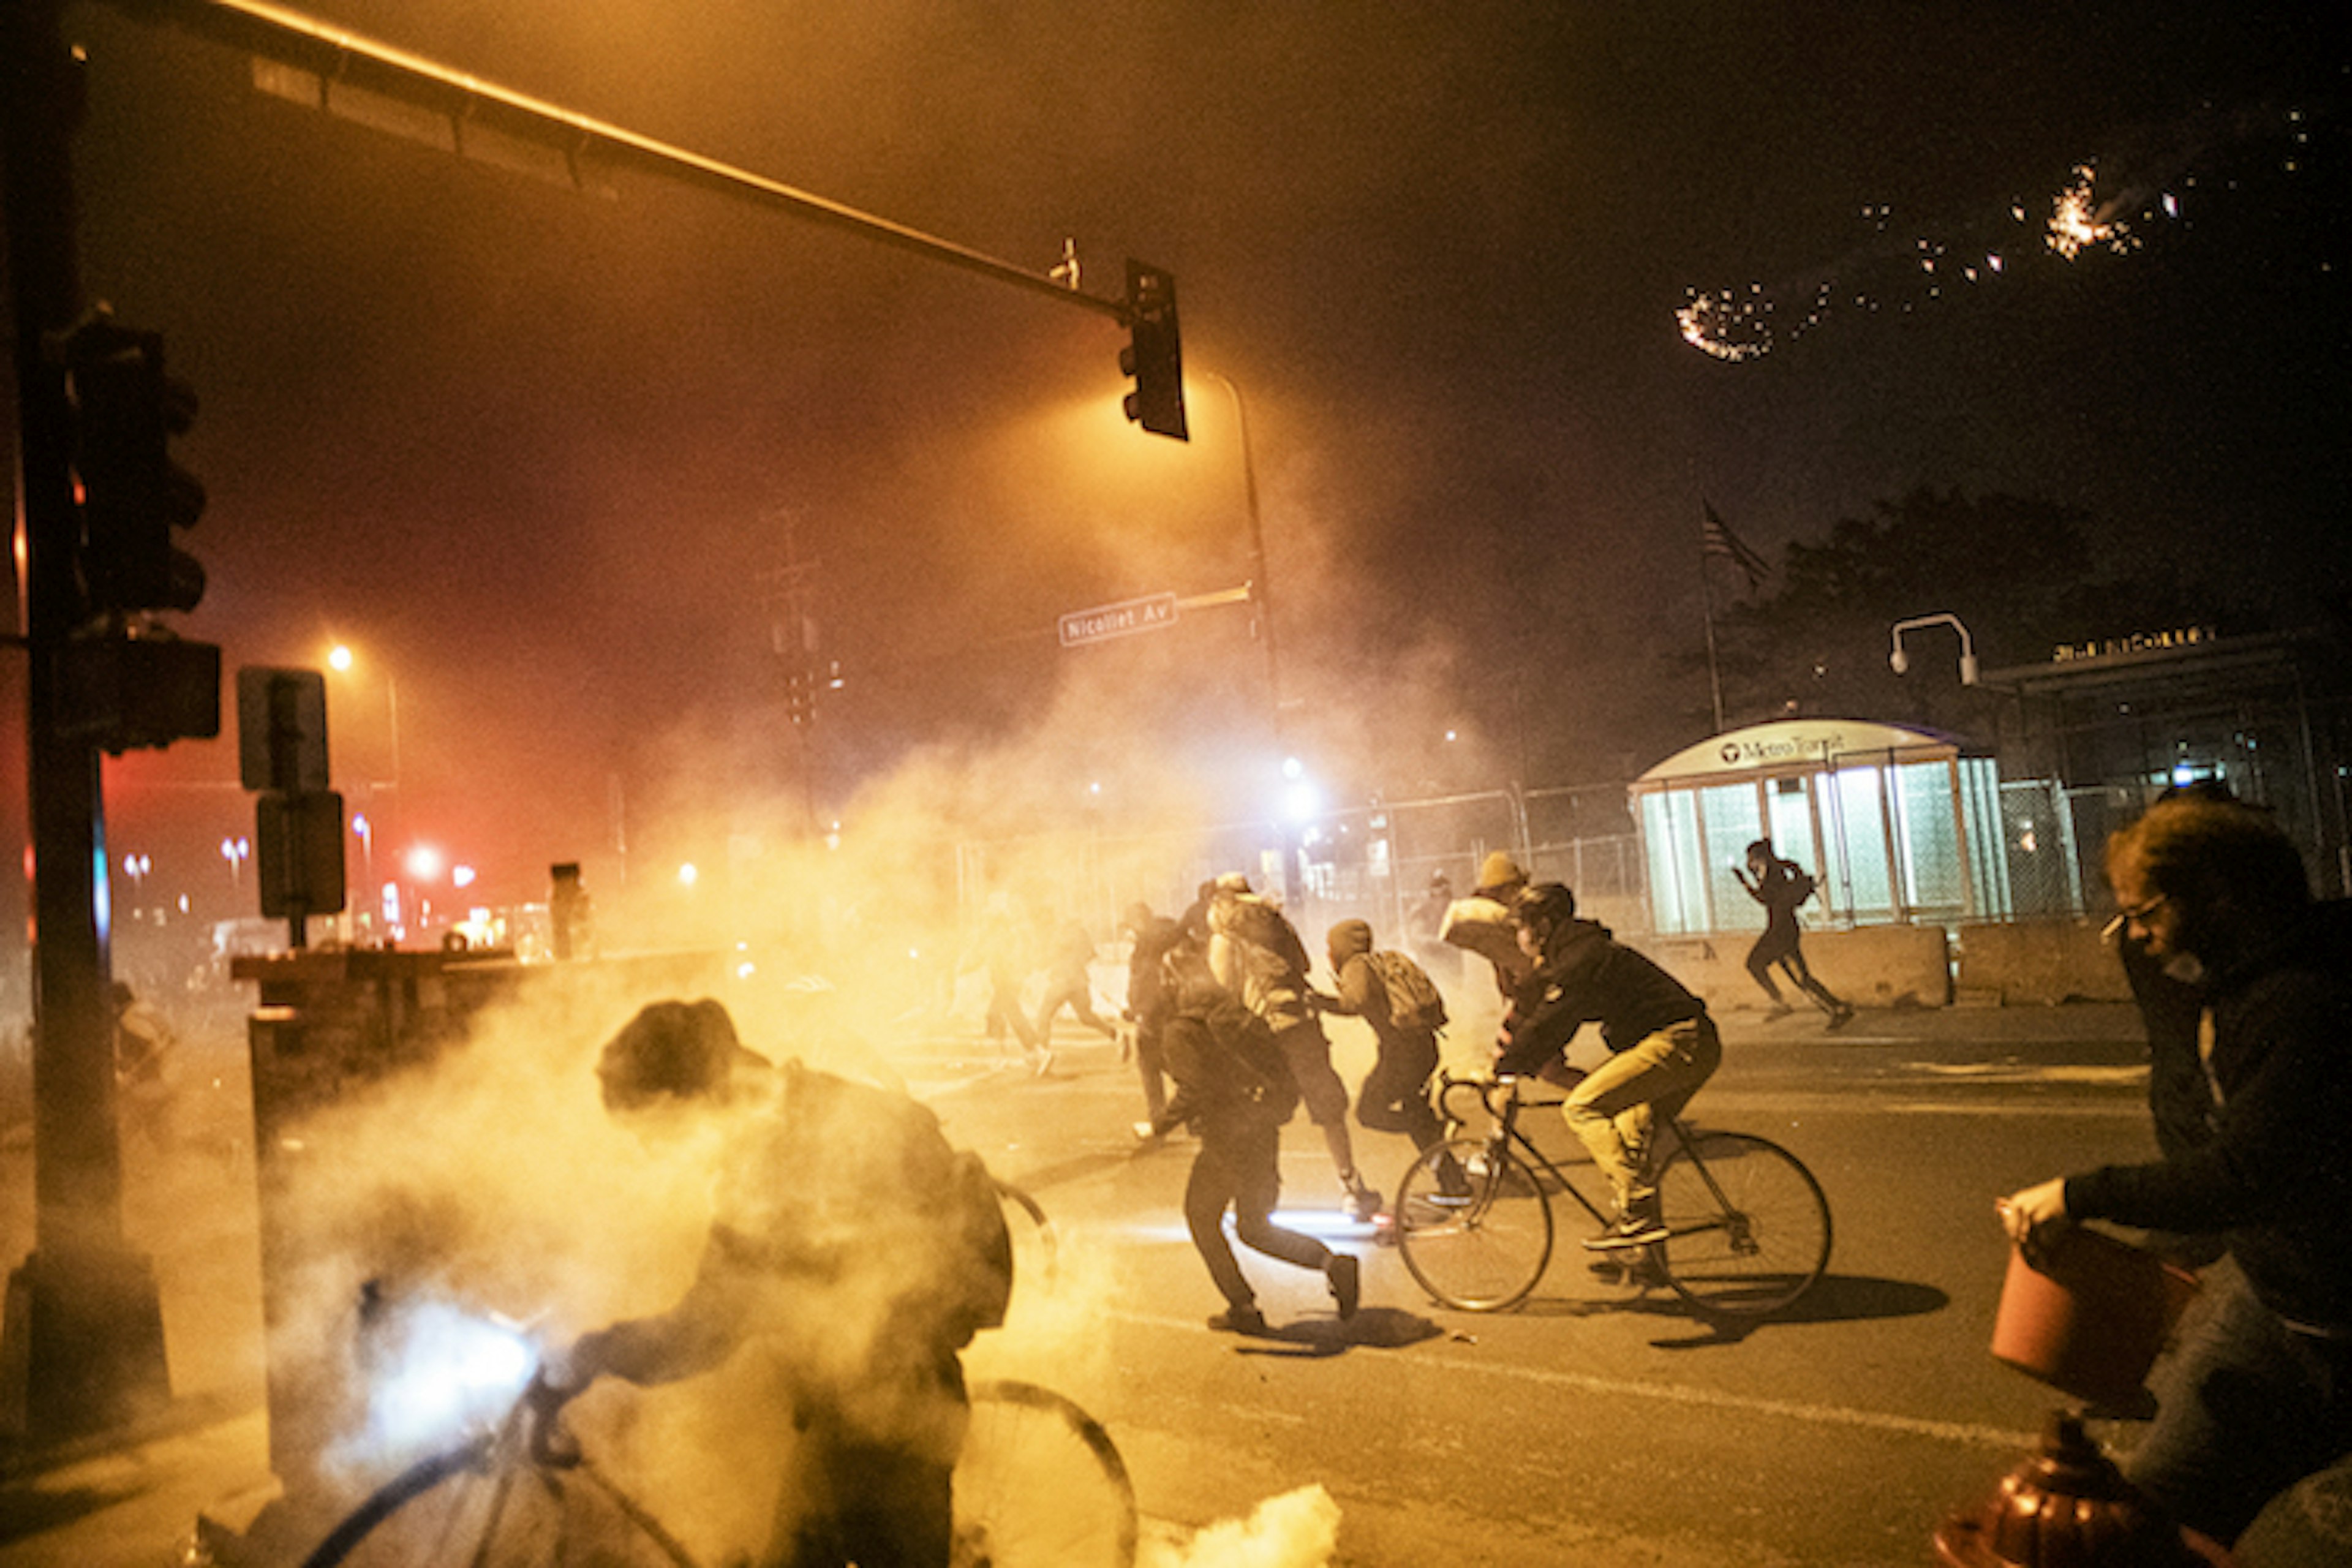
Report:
1631,718,2010,935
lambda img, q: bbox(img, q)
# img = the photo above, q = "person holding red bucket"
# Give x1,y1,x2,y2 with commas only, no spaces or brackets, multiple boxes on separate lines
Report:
2001,793,2352,1550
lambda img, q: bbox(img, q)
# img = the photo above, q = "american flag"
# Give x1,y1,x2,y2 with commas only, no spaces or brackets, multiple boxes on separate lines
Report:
1702,502,1770,591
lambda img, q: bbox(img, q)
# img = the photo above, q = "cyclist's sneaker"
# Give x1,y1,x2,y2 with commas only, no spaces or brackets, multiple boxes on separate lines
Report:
1344,1182,1384,1222
1207,1303,1268,1335
1325,1253,1361,1320
1583,1212,1668,1250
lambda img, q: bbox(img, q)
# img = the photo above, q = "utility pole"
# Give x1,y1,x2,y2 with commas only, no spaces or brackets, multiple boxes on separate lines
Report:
0,0,174,1441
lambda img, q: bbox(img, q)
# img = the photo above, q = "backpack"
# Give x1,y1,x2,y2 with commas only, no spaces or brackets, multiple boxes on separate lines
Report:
1225,895,1311,982
1366,950,1448,1032
1200,1005,1300,1125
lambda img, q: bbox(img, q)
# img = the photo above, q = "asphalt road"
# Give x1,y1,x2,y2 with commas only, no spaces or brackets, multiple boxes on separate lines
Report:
930,1003,2168,1567
0,996,2167,1566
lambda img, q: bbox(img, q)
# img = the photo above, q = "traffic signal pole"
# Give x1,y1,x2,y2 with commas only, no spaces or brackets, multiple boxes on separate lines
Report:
0,0,174,1443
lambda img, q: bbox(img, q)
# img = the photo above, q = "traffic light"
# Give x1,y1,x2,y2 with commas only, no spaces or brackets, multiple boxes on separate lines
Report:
59,313,206,618
1120,260,1188,440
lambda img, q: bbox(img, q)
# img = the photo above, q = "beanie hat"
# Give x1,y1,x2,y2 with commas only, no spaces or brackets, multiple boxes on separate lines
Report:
1475,851,1528,896
1327,918,1374,963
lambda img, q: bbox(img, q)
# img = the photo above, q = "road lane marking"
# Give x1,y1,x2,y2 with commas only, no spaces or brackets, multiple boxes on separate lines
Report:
1110,1309,2037,1452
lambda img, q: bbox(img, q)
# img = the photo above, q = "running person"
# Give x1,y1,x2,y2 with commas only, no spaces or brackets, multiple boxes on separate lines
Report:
1733,840,1853,1029
1497,883,1723,1248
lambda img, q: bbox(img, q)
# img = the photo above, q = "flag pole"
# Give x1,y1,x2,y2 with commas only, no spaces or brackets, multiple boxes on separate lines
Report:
1700,546,1726,734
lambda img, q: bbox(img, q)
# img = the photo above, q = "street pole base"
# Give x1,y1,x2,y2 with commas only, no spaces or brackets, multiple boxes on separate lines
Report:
0,1245,172,1446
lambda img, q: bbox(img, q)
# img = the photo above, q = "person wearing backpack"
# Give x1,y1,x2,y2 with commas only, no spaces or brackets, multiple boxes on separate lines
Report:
1207,874,1383,1220
1734,839,1855,1030
1320,919,1464,1195
1145,941,1362,1335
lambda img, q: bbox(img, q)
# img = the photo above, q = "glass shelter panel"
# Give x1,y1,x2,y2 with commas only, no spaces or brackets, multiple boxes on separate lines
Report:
1698,783,1766,933
1642,791,1708,935
1892,760,1965,916
1822,767,1896,923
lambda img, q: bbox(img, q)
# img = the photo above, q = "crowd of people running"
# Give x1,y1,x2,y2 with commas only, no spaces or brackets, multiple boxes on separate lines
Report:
979,847,1803,1341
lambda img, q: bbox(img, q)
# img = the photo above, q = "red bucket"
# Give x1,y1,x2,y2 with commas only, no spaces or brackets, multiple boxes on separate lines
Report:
1991,1226,2201,1411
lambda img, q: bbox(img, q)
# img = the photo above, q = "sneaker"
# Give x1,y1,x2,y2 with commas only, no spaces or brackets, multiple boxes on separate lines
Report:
1764,1003,1795,1020
1345,1183,1384,1222
1031,1046,1056,1077
1207,1304,1267,1335
1583,1212,1669,1251
1825,1004,1856,1033
1325,1254,1361,1320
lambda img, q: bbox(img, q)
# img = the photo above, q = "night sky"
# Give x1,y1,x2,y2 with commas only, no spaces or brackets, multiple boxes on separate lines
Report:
24,0,2349,938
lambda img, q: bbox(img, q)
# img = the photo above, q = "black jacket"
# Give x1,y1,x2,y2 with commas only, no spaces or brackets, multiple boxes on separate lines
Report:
1496,918,1705,1077
2067,902,2352,1329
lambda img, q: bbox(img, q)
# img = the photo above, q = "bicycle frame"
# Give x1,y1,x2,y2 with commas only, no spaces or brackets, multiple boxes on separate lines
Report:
1436,1073,1725,1243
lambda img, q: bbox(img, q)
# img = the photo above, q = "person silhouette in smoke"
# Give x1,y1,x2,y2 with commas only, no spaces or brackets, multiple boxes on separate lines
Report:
533,999,1011,1568
1207,873,1382,1219
1144,939,1361,1334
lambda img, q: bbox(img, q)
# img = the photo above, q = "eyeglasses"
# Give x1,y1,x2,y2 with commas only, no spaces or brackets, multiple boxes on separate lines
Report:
2101,893,2169,942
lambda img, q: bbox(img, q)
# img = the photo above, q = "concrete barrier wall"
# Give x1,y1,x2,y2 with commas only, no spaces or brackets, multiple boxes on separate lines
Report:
1629,923,1953,1012
1952,919,2132,1005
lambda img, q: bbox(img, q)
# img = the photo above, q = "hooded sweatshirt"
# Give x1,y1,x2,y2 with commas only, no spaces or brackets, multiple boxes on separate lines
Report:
1496,918,1705,1077
2065,901,2352,1330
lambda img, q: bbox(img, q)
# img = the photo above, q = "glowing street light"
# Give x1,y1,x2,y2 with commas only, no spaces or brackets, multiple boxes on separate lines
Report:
325,641,404,791
220,835,250,886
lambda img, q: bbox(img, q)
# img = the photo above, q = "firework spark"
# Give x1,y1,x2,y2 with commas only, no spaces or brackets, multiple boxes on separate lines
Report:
2046,164,2138,260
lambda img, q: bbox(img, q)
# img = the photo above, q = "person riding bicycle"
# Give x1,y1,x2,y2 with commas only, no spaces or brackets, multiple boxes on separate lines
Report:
533,998,1012,1568
1496,883,1723,1250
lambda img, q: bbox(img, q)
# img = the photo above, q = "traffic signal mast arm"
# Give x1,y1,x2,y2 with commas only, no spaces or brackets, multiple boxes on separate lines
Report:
116,0,1186,438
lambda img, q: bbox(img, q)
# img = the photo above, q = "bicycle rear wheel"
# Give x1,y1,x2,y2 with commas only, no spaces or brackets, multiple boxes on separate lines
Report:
1392,1136,1553,1311
1654,1131,1831,1317
954,1379,1137,1568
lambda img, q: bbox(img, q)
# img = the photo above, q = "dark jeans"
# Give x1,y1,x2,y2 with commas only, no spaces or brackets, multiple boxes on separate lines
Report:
2126,1260,2352,1544
1355,1027,1442,1151
1134,1020,1169,1121
1183,1115,1332,1310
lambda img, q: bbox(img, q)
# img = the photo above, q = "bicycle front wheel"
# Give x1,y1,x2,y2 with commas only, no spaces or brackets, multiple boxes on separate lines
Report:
302,1442,699,1568
1654,1131,1831,1317
1393,1136,1553,1311
954,1379,1137,1568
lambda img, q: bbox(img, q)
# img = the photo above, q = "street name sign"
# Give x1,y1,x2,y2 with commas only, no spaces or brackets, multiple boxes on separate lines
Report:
1058,592,1178,649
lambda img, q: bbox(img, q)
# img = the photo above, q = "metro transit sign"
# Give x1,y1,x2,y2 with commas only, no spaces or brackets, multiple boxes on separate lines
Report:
1058,592,1178,649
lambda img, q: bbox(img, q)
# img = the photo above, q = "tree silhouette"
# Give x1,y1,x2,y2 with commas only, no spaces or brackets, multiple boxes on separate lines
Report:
1711,487,2204,736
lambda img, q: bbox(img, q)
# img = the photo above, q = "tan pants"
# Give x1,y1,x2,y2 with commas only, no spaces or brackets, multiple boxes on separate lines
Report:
1561,1016,1722,1212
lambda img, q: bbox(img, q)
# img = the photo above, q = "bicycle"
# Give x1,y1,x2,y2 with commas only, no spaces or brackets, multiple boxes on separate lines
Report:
1392,1072,1832,1317
300,1183,1137,1568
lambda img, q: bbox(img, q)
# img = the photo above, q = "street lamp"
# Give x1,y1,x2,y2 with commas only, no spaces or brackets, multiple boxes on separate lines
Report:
1202,371,1281,741
352,812,374,894
326,641,403,793
1890,613,1980,686
221,835,250,888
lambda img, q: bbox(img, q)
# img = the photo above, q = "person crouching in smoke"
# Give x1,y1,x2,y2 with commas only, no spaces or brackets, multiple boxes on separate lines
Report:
533,998,1012,1568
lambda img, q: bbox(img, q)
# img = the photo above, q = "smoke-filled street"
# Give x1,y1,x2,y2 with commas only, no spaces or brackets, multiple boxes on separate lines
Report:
2,986,2171,1566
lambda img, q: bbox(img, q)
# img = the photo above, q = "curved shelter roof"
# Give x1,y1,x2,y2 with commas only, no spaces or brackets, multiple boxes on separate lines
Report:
1635,717,1969,788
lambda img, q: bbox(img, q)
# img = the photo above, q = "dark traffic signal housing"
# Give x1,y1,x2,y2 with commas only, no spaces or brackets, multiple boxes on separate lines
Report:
1120,260,1188,440
59,313,207,619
